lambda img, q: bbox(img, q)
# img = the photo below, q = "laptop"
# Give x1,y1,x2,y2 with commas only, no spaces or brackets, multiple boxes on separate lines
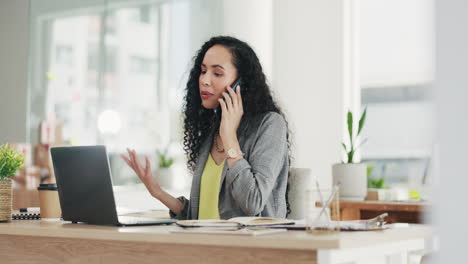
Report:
50,145,177,226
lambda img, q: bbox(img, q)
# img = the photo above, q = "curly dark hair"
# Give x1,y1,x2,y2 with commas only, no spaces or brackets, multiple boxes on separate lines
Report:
182,36,292,216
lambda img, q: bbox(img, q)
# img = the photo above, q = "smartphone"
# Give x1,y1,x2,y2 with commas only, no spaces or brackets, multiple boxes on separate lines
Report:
231,78,241,92
214,78,241,115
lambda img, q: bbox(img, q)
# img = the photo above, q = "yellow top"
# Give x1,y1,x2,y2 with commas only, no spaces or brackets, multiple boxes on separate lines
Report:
198,154,225,220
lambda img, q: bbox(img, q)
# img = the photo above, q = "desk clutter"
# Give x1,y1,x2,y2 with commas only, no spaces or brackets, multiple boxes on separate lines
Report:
7,206,393,236
172,214,390,235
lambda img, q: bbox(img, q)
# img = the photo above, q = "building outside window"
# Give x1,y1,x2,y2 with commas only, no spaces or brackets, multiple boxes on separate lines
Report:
28,1,195,187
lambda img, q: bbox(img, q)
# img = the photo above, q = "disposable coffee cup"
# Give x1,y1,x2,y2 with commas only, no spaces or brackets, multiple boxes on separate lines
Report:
37,184,61,220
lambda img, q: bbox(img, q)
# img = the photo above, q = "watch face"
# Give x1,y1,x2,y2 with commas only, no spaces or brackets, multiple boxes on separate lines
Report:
227,148,237,158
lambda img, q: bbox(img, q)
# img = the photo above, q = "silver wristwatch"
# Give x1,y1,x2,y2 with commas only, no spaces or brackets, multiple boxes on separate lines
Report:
226,148,244,159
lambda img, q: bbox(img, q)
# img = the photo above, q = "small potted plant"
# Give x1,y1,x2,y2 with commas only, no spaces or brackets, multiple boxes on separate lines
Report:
0,144,25,222
332,108,368,201
155,148,174,189
366,165,387,200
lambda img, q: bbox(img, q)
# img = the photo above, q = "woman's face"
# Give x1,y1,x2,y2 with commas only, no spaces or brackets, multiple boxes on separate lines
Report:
199,45,238,109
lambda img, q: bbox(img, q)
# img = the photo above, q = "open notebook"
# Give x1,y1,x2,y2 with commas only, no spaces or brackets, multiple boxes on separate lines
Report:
176,217,295,228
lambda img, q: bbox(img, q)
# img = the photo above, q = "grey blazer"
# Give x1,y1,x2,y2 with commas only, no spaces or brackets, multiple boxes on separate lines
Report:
170,111,289,220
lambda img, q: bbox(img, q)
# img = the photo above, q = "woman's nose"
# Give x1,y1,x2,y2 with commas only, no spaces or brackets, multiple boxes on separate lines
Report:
200,73,210,86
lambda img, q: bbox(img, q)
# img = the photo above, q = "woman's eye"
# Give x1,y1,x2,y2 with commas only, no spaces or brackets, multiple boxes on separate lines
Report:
214,73,222,77
200,70,206,74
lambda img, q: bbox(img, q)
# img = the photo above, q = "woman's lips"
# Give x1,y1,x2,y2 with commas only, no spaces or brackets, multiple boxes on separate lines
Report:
200,91,213,99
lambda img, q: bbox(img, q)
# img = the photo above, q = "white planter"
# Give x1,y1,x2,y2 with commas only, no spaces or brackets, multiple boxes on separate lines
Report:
156,168,174,189
332,163,367,201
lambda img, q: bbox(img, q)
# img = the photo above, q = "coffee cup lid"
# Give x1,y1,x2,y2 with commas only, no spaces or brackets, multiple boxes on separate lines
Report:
37,183,58,191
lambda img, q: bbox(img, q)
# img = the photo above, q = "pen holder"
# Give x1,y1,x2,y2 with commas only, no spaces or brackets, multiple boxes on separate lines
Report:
305,185,340,234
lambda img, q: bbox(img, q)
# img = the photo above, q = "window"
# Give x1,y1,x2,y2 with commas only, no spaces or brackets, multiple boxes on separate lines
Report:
358,0,435,194
360,85,434,191
29,1,193,186
54,45,73,66
29,0,223,191
128,6,153,24
129,56,157,74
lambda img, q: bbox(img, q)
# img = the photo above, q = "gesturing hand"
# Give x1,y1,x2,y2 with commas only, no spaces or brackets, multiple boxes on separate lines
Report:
120,148,161,198
218,85,244,146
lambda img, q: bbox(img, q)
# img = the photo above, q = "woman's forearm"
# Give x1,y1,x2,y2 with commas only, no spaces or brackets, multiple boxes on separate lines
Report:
224,135,243,168
153,189,184,215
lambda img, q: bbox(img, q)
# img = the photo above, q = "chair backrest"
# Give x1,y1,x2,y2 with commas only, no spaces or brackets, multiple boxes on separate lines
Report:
287,168,313,220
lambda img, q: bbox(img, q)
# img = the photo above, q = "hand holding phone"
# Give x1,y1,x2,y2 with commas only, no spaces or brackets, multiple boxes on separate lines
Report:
216,77,244,148
214,78,241,115
231,78,241,93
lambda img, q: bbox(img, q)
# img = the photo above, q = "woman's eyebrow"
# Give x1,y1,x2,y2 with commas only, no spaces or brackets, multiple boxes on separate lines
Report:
201,63,225,70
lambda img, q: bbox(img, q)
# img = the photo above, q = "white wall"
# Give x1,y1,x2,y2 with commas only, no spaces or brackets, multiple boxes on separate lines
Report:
187,0,223,55
222,0,273,83
360,0,434,87
273,0,350,187
436,0,468,262
0,0,30,143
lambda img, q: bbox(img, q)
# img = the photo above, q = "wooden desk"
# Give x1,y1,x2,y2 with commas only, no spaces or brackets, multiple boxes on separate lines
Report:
0,219,431,264
340,201,428,223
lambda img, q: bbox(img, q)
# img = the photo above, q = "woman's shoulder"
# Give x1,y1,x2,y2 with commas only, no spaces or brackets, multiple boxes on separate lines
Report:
243,111,287,134
238,112,288,150
261,111,286,123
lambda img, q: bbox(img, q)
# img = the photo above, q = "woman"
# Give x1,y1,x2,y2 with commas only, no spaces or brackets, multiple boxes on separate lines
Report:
121,36,291,220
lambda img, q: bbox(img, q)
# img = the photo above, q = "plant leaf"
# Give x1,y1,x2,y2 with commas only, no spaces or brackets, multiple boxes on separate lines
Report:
375,178,384,188
366,165,374,177
355,138,368,150
358,107,367,136
341,142,347,152
0,144,25,179
347,150,354,163
347,110,353,144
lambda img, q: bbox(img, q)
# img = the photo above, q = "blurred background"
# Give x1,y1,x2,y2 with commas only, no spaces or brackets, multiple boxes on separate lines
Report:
0,0,437,215
5,0,468,262
1,0,435,190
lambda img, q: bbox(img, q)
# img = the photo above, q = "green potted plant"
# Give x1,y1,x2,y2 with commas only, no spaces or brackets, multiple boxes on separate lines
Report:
366,165,388,200
155,148,175,189
332,108,368,201
0,144,25,222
